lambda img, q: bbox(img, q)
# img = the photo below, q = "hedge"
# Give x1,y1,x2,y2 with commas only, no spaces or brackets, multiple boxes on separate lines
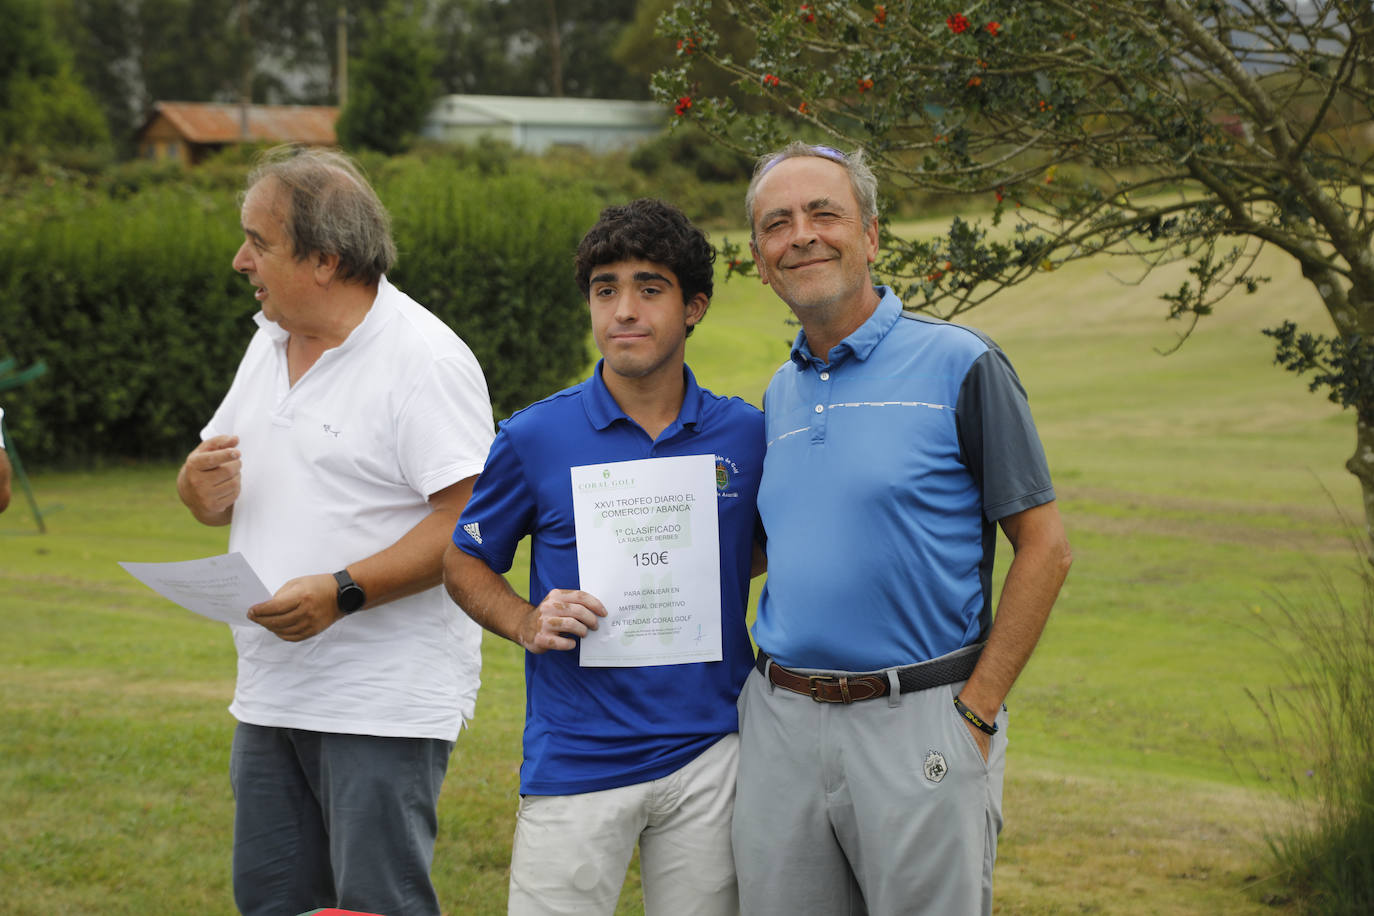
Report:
0,158,600,465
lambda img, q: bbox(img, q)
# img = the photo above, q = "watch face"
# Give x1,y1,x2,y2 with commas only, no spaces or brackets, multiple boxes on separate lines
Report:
338,584,365,614
335,571,366,614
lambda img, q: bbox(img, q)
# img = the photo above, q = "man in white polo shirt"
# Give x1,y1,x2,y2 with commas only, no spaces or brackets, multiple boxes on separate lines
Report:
0,406,11,513
176,146,494,916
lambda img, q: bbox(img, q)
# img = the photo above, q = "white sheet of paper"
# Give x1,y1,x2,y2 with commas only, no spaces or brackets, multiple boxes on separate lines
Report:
118,552,271,626
572,454,721,667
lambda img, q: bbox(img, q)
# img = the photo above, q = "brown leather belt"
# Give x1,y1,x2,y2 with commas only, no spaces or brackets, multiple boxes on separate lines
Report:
756,646,982,704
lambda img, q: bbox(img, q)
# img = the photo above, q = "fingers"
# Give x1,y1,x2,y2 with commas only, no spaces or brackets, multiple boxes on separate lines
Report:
182,436,242,513
199,434,240,452
187,436,242,474
526,589,608,653
249,574,340,643
538,590,606,629
543,589,608,618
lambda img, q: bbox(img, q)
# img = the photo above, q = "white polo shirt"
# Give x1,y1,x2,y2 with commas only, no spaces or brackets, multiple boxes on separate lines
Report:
204,276,494,740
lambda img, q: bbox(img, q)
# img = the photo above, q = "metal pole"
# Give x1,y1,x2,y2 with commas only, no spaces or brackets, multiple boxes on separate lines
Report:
1,426,44,534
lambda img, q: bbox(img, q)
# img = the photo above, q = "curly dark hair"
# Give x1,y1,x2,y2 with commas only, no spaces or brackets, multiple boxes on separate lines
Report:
575,199,715,336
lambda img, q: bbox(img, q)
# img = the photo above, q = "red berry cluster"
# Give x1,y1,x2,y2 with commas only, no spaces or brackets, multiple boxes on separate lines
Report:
947,14,1001,37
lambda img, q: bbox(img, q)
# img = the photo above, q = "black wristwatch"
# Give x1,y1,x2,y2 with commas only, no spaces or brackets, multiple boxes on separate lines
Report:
333,569,366,614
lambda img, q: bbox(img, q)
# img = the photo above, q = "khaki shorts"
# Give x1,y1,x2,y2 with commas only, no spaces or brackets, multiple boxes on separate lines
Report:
508,733,741,916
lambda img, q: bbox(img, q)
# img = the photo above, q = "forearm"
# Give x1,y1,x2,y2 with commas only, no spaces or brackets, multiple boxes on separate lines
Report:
349,476,476,610
960,502,1072,720
348,510,458,608
443,544,538,647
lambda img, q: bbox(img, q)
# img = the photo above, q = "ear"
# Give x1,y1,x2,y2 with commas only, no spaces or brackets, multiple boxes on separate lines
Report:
313,251,341,285
750,239,771,286
864,217,879,265
685,292,710,328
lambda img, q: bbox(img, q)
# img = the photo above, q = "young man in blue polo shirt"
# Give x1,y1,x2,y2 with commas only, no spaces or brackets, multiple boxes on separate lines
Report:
443,198,763,916
733,142,1073,916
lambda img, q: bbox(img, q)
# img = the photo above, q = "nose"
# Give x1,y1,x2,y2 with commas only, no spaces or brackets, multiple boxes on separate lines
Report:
790,214,819,248
232,240,252,273
611,290,638,324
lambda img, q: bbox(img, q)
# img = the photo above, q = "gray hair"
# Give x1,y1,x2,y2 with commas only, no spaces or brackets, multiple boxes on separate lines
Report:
745,141,880,236
245,145,397,285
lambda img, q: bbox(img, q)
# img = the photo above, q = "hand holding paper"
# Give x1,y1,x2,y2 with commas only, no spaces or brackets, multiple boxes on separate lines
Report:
249,572,345,642
523,588,608,653
571,454,721,667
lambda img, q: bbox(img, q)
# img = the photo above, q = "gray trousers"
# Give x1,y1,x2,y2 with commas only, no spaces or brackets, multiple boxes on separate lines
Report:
731,667,1007,916
229,723,453,916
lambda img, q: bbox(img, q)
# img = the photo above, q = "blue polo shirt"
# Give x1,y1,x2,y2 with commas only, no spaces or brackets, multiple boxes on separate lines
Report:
453,362,763,796
754,287,1054,673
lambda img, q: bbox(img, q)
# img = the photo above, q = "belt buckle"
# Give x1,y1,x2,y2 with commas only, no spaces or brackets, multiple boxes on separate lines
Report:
807,674,852,704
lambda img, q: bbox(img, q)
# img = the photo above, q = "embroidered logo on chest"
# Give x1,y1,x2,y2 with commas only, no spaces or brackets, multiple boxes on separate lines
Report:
714,455,743,499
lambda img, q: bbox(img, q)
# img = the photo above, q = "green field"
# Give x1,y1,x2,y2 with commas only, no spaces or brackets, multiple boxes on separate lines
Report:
0,220,1353,914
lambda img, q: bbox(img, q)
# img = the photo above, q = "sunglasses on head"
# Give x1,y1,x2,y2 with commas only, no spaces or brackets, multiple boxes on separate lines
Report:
759,145,848,175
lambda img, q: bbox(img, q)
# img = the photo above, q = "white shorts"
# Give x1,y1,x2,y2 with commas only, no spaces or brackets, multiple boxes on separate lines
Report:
508,733,741,916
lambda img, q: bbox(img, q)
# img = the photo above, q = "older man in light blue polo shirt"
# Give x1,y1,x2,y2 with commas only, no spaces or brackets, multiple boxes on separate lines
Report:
733,141,1073,916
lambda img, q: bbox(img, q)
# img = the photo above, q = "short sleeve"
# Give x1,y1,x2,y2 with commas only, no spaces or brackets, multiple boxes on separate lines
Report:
956,347,1055,521
201,331,269,442
451,422,536,574
395,351,495,498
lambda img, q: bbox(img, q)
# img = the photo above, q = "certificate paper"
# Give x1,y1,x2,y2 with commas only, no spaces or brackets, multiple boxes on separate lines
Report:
118,552,271,626
572,454,721,667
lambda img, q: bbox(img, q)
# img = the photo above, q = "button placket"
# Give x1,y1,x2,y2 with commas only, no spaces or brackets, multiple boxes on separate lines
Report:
809,365,831,443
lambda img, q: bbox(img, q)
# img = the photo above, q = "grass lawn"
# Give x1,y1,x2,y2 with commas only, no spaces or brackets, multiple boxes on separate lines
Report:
0,216,1356,914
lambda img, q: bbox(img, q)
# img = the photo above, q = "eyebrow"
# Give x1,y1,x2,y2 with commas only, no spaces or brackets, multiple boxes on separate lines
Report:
759,145,848,175
803,197,844,213
242,226,268,248
758,198,847,225
590,270,675,286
